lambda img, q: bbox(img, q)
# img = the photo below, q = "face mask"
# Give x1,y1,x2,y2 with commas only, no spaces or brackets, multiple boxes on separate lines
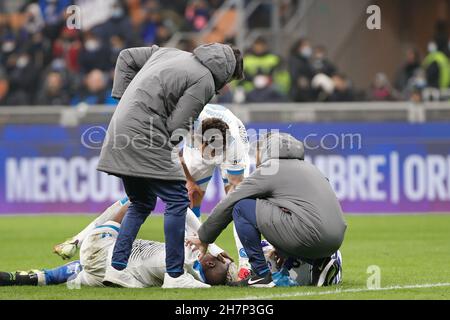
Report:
112,8,124,18
85,40,100,51
415,77,426,88
2,41,15,53
16,56,30,68
254,75,270,89
51,58,65,71
428,42,437,53
112,46,122,54
300,46,312,58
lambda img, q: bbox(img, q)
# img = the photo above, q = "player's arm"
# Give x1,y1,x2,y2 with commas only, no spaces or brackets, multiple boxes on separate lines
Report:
111,45,159,99
179,150,196,184
179,150,205,209
197,165,273,244
185,208,233,262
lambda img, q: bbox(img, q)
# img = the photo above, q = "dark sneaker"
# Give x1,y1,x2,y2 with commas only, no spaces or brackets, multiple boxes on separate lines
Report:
311,257,339,287
0,271,39,286
229,271,275,288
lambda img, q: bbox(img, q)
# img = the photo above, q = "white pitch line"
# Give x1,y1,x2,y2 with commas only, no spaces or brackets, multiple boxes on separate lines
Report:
230,282,450,300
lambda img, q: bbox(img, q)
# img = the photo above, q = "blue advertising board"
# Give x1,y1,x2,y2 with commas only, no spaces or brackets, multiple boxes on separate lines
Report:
1,122,449,214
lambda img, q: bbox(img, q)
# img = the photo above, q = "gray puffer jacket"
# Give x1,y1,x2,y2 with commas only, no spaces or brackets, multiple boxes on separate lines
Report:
198,133,347,260
97,43,236,180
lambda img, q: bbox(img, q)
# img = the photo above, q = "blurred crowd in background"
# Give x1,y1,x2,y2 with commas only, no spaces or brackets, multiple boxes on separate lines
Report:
0,0,449,107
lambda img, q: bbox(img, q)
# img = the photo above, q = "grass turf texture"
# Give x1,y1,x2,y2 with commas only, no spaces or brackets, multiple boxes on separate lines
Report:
0,214,449,300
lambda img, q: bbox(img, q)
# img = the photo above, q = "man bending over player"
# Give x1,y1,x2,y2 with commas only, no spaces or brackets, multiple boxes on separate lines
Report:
189,132,347,287
0,200,236,288
1,198,343,287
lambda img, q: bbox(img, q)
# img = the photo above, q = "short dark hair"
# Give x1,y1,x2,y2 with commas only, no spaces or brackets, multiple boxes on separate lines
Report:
201,118,229,150
232,48,244,80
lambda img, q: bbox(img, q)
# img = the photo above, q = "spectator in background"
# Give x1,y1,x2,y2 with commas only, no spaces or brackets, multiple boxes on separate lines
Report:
327,74,354,102
154,24,171,45
289,38,314,102
2,10,30,61
79,32,111,73
0,32,19,68
402,68,427,101
24,3,45,35
246,73,286,103
423,40,450,89
0,0,28,14
185,0,210,31
311,45,337,77
109,35,127,68
368,73,397,102
0,68,10,106
93,1,141,47
71,69,116,106
38,0,71,42
242,37,281,92
140,1,164,45
52,27,81,73
395,48,421,92
311,73,335,102
36,71,70,105
5,51,39,105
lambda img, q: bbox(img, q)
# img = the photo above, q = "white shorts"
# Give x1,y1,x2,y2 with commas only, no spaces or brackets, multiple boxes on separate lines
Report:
75,221,120,286
183,146,250,191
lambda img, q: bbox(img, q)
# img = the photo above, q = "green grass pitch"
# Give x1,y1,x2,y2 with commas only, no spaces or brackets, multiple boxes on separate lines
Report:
0,214,449,300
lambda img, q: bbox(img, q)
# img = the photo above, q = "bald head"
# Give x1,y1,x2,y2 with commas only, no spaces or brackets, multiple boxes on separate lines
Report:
200,254,229,286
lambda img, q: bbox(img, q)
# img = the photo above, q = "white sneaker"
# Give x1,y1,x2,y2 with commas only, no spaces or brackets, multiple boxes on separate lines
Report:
53,239,79,260
102,266,144,288
162,272,210,289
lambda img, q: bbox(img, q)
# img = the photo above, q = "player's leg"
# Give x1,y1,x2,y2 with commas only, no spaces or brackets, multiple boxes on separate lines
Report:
152,179,209,288
73,197,129,243
230,199,275,287
0,260,82,286
53,197,130,260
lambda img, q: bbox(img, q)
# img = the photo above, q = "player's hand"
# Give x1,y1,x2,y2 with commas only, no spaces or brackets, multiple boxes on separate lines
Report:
268,249,285,269
217,251,234,263
187,181,204,205
186,237,208,260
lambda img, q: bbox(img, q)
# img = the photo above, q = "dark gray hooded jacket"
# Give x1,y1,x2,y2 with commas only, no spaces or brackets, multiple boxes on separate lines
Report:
97,43,236,180
198,133,347,259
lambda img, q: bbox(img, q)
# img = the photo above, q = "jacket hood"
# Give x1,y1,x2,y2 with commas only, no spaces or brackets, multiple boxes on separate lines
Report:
259,132,305,164
194,43,236,91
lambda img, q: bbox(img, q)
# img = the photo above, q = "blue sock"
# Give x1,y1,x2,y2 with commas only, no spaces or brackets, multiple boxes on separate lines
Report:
111,261,127,271
44,260,82,285
168,272,183,278
119,196,129,205
192,207,201,218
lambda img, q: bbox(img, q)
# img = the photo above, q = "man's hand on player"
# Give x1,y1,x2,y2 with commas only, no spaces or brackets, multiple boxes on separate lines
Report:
187,180,204,205
186,237,208,260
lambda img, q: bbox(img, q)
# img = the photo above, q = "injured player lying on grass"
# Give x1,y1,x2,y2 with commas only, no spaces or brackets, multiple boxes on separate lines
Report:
1,200,233,288
0,199,342,288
